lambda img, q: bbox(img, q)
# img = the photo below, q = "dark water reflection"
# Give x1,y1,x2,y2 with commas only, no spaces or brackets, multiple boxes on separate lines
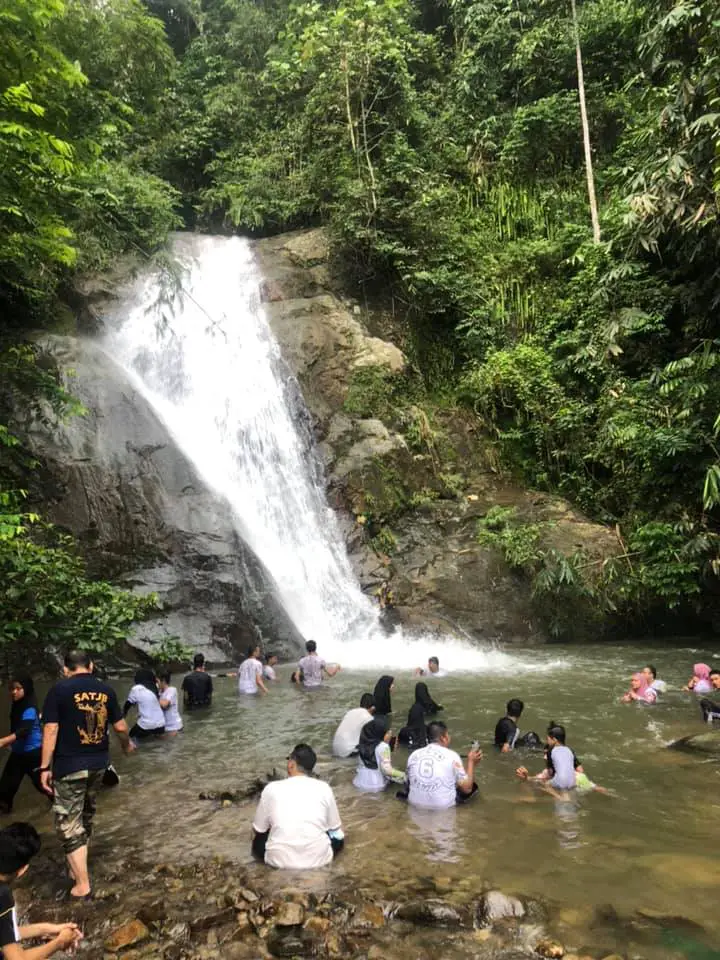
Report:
8,643,720,948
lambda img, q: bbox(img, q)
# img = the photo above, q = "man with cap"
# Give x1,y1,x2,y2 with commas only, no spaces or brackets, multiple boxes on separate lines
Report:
251,744,344,869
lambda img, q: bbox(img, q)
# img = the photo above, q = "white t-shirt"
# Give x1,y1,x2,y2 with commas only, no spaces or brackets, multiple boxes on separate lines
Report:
264,665,277,681
406,743,467,810
160,686,183,732
127,684,165,731
332,707,373,757
651,678,667,694
252,776,342,869
298,654,325,688
238,657,263,694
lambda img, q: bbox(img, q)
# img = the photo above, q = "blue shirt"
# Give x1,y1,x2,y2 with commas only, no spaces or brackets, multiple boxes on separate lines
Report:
12,706,41,754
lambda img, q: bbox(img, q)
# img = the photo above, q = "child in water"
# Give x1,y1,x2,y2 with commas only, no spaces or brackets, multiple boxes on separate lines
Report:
516,722,608,797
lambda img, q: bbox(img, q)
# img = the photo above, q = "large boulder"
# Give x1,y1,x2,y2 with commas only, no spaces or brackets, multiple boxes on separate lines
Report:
18,335,303,663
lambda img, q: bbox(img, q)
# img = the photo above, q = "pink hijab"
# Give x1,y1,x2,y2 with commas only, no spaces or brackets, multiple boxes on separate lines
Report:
693,663,712,693
629,672,655,703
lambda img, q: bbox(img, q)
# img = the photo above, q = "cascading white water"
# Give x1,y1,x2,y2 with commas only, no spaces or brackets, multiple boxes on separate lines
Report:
105,234,563,671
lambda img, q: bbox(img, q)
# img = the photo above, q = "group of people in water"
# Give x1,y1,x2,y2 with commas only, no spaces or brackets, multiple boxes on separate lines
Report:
0,647,718,958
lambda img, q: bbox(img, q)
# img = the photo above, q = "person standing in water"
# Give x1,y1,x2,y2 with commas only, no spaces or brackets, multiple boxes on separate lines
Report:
124,670,166,739
332,694,375,758
182,653,213,710
621,673,658,705
238,645,269,696
0,676,45,814
295,641,340,689
40,650,134,899
683,663,713,694
263,653,279,682
157,672,183,735
642,664,667,695
372,676,395,724
353,720,405,792
414,657,443,677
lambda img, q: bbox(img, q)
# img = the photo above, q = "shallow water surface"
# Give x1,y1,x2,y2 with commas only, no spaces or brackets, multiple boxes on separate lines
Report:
12,643,720,954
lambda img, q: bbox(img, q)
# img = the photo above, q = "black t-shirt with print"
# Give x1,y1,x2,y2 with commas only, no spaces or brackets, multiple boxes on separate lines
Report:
181,671,213,709
42,674,123,779
0,883,19,952
494,716,518,749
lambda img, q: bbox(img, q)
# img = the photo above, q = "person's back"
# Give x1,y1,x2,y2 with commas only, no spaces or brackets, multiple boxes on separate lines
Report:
406,741,466,810
252,776,340,868
332,705,373,758
182,668,212,709
547,744,576,790
297,652,324,688
238,656,263,695
125,683,165,732
44,673,119,776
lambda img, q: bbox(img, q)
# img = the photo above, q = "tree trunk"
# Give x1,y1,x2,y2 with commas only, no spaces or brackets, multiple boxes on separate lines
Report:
571,0,601,242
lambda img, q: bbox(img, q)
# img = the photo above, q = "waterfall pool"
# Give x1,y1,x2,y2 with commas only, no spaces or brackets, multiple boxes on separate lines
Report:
12,642,720,955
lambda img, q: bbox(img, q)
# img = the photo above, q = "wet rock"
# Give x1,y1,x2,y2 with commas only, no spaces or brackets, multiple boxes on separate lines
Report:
165,921,190,943
304,916,330,935
351,903,385,929
265,925,316,957
634,908,704,931
477,891,525,925
189,904,236,932
234,912,253,938
535,939,565,958
274,902,305,927
238,888,260,904
394,899,463,927
104,919,150,952
137,900,167,926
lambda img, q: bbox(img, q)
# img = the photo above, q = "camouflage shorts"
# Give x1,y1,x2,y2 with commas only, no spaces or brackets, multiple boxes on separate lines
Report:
53,769,104,855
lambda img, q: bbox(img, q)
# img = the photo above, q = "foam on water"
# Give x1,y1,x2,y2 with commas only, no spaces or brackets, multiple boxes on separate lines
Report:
105,234,556,671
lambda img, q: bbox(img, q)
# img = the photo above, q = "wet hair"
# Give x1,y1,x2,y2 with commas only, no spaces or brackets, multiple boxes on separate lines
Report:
427,720,448,743
64,650,92,671
157,670,171,685
288,743,316,773
305,640,317,653
547,721,566,744
710,670,720,678
360,693,375,710
193,653,205,669
265,652,277,664
645,664,657,678
429,657,439,668
0,823,41,875
507,698,524,718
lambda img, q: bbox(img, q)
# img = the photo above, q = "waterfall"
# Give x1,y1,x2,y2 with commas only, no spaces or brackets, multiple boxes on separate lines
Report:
103,234,537,671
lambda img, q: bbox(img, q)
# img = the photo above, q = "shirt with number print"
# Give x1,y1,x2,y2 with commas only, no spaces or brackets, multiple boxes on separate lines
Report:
406,742,468,809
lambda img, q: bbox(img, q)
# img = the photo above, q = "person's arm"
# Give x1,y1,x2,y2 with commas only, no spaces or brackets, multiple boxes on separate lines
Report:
456,749,482,795
39,723,59,795
112,719,135,754
255,670,268,695
159,697,171,709
378,744,405,784
19,923,80,941
516,765,551,782
3,926,80,960
251,790,271,838
324,790,342,833
501,742,511,754
0,734,16,750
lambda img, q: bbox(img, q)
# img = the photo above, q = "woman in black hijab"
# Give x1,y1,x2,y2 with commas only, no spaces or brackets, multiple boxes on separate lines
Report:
353,718,404,792
372,676,395,722
399,682,443,752
0,674,45,812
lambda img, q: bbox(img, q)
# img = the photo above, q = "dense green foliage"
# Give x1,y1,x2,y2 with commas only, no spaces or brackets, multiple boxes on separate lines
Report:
2,0,720,636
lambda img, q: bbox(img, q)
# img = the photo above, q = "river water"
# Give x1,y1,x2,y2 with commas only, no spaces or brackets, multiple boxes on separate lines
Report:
12,643,720,955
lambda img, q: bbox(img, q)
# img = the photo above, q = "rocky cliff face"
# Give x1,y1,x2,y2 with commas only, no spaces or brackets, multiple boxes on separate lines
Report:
19,228,618,659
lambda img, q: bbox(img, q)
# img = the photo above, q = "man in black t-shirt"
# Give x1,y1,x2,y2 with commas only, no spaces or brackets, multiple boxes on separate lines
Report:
494,699,524,752
40,651,134,900
182,653,213,709
0,822,81,958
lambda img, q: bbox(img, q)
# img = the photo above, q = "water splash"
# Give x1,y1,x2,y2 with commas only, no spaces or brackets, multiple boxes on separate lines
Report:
105,234,564,672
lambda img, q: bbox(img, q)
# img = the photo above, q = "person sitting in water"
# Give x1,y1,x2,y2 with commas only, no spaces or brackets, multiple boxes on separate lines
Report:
157,671,183,735
683,663,713,694
404,721,482,809
0,822,83,958
123,670,165,740
238,645,269,696
414,656,443,677
516,722,607,795
642,664,667,695
332,694,375,758
353,720,405,793
251,744,344,869
295,641,340,689
621,672,658,705
698,670,720,723
398,683,442,751
181,653,213,710
372,676,395,723
263,653,279,682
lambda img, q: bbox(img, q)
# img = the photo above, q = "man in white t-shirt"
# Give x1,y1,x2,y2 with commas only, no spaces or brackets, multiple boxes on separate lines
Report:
295,640,340,689
238,646,268,696
251,744,344,869
414,656,445,678
405,721,482,809
332,694,375,757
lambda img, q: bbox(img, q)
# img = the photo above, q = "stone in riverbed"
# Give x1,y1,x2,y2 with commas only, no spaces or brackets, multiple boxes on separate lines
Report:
476,891,525,925
189,904,236,931
535,939,565,958
104,918,150,952
274,901,305,927
304,915,330,935
265,924,316,957
394,899,463,927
